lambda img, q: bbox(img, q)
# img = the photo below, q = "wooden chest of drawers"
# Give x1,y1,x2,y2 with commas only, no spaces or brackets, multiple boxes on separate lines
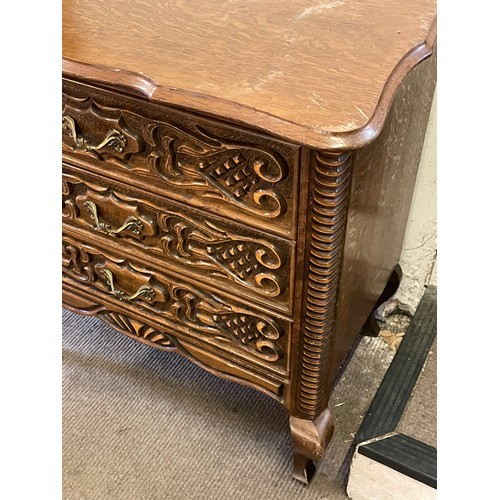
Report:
62,0,437,483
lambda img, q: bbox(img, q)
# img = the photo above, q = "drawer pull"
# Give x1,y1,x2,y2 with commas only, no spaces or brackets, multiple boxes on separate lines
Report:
100,268,155,302
83,200,143,235
62,114,126,152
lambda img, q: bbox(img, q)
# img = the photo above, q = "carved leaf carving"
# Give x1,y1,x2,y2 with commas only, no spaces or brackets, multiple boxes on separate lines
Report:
158,214,285,297
62,237,286,364
99,311,176,349
63,175,288,299
63,90,289,219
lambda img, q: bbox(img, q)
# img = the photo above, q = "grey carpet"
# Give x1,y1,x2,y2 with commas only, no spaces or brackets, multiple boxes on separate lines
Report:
63,309,396,499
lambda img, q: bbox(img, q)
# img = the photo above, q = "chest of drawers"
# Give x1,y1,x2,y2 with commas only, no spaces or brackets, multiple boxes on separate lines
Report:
62,0,437,483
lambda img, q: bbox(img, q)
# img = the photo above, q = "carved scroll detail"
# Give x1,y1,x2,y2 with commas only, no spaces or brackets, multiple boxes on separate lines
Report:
61,301,285,401
62,180,78,220
62,237,286,363
158,214,285,297
62,242,94,283
298,151,353,418
62,92,289,219
99,311,176,349
62,176,288,298
165,143,287,218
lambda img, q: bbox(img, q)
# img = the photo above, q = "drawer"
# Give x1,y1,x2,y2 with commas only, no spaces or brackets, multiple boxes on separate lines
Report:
63,164,294,314
62,79,299,239
62,230,291,376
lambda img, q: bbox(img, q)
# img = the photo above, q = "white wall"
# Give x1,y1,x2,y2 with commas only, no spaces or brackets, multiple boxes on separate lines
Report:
396,93,437,312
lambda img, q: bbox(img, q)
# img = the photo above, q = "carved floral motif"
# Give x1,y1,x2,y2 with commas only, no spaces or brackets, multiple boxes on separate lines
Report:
62,176,288,298
158,213,285,297
62,237,286,363
62,91,289,219
99,310,176,349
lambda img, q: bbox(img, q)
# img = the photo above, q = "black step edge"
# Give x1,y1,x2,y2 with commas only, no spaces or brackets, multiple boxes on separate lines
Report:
353,285,437,488
359,433,437,488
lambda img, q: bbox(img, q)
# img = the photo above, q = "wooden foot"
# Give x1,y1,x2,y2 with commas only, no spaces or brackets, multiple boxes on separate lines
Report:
361,264,403,336
293,452,316,484
289,409,334,484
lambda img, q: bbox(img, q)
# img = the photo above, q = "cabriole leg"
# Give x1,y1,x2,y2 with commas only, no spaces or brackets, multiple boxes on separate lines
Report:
289,408,334,484
293,452,316,484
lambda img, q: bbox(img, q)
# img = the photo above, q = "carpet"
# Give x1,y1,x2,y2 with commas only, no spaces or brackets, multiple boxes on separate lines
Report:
63,309,396,499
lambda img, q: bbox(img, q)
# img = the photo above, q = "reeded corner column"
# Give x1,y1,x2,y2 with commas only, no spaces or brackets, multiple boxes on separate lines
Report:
289,150,353,483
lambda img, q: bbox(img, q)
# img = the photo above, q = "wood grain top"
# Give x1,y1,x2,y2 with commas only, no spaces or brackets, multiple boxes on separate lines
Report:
62,0,436,149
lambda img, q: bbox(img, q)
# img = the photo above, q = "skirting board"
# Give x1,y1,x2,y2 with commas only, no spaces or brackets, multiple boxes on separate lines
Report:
347,285,437,499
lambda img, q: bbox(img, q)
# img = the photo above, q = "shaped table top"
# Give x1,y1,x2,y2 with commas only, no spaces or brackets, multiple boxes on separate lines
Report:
63,0,436,149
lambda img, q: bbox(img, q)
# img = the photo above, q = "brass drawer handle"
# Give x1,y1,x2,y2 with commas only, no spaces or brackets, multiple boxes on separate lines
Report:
62,114,126,152
83,200,143,235
100,268,155,301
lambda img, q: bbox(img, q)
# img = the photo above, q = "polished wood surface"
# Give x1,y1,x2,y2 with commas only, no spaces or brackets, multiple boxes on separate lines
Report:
63,228,291,376
62,0,437,484
332,50,437,383
63,0,436,148
63,163,295,314
62,79,300,238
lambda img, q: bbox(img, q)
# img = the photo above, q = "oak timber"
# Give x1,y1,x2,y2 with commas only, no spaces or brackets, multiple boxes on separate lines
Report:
63,0,436,148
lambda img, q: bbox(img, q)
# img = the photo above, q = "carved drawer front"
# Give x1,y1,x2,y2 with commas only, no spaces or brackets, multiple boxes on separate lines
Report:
62,79,299,239
62,232,291,376
63,164,294,314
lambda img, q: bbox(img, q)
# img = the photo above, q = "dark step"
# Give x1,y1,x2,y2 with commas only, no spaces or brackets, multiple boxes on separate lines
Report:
353,285,437,489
